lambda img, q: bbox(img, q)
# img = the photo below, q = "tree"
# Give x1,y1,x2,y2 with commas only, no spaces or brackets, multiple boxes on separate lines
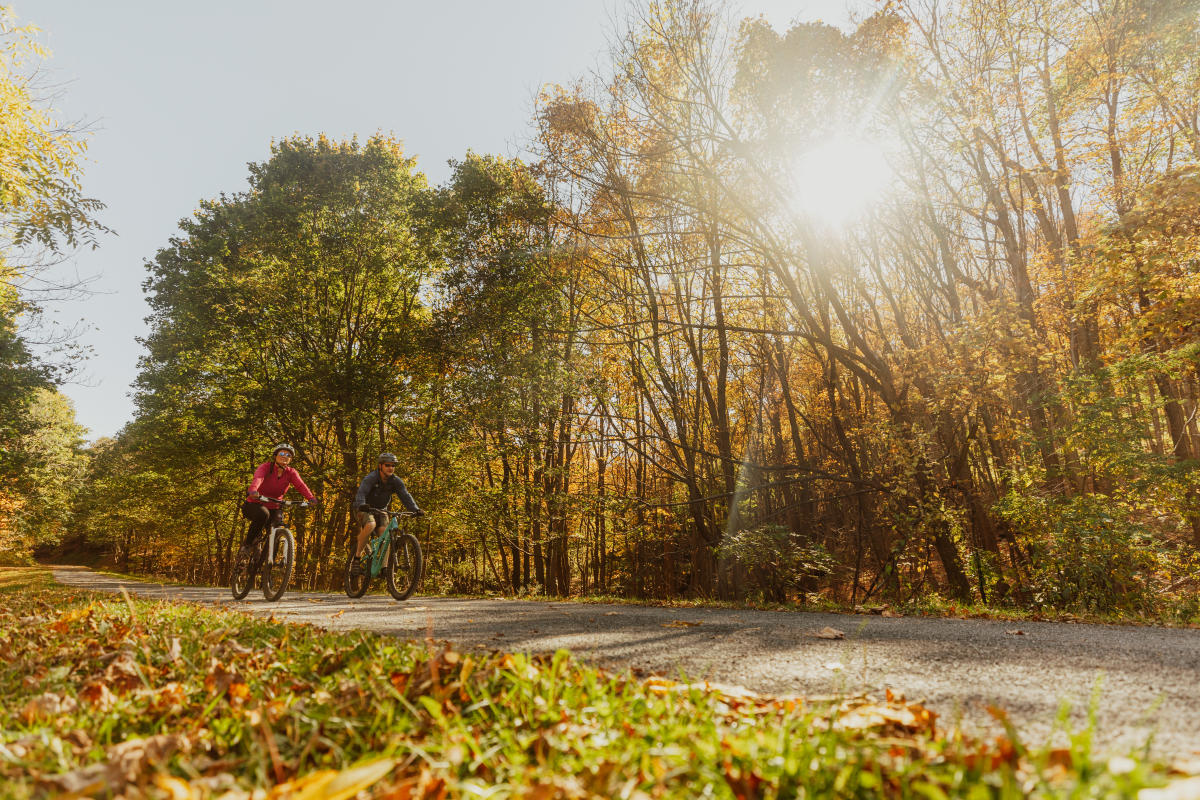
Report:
129,135,437,587
0,6,105,559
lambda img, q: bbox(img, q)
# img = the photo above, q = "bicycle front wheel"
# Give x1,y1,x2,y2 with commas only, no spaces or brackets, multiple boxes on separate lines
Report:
344,552,370,598
386,533,423,601
230,548,254,600
261,527,296,601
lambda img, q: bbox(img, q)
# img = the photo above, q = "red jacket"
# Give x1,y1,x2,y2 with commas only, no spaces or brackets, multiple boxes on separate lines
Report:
247,462,315,508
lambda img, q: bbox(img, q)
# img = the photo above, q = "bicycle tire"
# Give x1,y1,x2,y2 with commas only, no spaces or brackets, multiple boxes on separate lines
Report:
385,533,423,601
261,527,296,601
343,552,370,598
230,547,255,600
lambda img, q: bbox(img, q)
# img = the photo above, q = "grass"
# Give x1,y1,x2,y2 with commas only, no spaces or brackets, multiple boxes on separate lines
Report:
2,568,1196,798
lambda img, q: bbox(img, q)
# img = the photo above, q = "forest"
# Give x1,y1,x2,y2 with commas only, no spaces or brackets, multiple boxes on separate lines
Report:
4,0,1199,616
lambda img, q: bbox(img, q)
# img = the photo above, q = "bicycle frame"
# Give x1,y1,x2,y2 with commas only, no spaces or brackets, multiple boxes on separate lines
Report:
364,514,400,579
258,498,307,562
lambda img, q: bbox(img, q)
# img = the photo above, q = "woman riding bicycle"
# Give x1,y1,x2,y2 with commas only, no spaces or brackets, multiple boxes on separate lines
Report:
241,444,317,557
351,452,423,575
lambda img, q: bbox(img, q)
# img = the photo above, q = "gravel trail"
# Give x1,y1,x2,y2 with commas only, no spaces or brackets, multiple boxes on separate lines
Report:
51,566,1200,758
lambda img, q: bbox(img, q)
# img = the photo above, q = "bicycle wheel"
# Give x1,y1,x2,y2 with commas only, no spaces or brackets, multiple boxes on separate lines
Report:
344,551,370,598
261,527,296,601
230,547,254,600
386,533,423,601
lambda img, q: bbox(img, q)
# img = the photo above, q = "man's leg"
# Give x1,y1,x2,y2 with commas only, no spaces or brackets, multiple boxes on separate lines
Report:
355,512,375,558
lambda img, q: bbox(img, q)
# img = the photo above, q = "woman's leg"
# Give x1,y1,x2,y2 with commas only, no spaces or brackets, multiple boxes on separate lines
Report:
240,501,270,548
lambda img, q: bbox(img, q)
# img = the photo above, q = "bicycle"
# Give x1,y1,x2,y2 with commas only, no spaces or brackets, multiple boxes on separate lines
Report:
231,497,309,601
344,508,423,601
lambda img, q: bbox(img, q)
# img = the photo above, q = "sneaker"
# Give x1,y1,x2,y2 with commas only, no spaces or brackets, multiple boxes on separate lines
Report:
349,555,364,577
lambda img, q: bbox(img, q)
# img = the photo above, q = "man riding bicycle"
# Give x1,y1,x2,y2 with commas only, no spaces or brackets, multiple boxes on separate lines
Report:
241,444,317,557
352,452,423,575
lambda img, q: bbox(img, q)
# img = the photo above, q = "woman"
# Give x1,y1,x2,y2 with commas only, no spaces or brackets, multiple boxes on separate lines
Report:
239,443,316,556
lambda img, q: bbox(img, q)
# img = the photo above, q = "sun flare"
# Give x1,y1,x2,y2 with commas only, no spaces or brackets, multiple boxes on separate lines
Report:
788,138,894,229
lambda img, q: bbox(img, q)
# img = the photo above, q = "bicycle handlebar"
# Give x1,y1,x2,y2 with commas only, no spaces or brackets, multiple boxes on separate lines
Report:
364,506,422,518
256,496,311,508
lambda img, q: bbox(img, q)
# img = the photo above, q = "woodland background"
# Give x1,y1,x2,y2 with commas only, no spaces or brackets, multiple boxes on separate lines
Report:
4,0,1199,615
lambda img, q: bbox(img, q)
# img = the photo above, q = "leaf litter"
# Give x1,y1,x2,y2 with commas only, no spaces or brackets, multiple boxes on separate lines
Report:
0,568,1188,798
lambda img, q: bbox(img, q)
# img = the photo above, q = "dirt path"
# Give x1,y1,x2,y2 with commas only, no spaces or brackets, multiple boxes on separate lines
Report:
52,566,1200,759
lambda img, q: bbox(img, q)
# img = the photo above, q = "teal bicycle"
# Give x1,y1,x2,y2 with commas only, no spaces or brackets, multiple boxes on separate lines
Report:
344,508,423,600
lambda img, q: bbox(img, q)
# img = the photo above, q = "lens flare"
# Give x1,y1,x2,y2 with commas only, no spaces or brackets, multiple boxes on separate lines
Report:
788,138,893,229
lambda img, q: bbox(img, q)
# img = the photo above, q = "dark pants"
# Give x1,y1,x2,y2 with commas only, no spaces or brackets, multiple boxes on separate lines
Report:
241,501,282,547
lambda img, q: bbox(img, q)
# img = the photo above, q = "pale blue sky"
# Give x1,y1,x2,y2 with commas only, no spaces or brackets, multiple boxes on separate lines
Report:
26,0,862,439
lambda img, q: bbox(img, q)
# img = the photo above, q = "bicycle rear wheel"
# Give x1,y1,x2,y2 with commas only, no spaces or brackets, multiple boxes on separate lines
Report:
230,547,254,600
261,527,295,601
386,533,423,601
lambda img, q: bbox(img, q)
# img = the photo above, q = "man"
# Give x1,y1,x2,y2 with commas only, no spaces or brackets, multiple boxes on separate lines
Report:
351,452,423,574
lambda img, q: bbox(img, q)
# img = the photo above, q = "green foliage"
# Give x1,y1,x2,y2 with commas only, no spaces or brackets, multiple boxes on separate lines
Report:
998,492,1160,614
718,523,837,601
98,135,443,586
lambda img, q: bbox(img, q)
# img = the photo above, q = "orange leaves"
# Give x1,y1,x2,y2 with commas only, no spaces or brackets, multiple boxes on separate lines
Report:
204,658,249,705
20,691,77,723
37,733,192,797
49,603,95,634
104,649,148,692
374,767,447,800
79,678,117,710
834,700,938,737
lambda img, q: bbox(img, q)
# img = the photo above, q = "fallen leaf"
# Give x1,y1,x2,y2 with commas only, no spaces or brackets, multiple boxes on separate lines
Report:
40,734,190,796
105,651,144,691
155,773,193,800
204,660,240,696
80,679,117,710
604,611,619,616
329,610,345,619
661,620,701,628
21,692,77,723
836,703,929,734
881,609,902,618
814,626,845,640
1109,756,1138,776
166,637,182,663
38,763,112,796
291,757,396,800
1006,629,1025,636
153,681,187,712
1138,777,1200,800
64,729,93,752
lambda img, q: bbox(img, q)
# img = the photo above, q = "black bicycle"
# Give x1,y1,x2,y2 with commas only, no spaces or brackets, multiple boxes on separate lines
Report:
231,497,309,601
344,509,423,601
